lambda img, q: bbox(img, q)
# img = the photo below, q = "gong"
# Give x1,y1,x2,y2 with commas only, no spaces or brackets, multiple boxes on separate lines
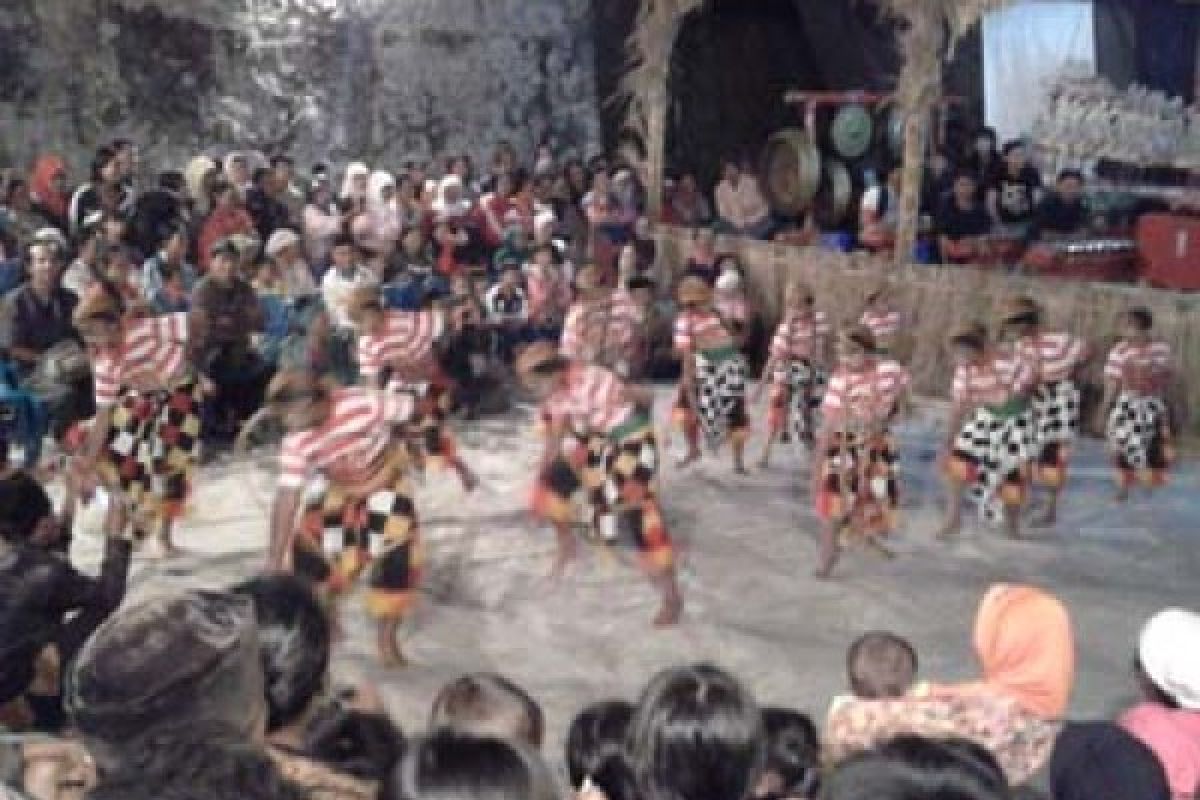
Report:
813,159,854,229
830,104,874,161
759,128,821,216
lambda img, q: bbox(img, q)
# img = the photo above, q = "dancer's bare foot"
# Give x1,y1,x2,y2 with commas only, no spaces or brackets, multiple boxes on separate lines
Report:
1004,511,1023,540
144,534,179,560
935,519,962,540
1030,503,1056,528
548,530,578,580
676,450,701,469
814,529,841,579
653,596,682,627
458,465,480,493
756,455,770,470
1114,485,1130,503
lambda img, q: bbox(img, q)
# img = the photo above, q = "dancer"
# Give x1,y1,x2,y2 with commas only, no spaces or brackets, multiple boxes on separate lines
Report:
1098,307,1175,501
858,280,904,356
518,342,682,626
938,323,1037,539
265,370,424,666
559,263,642,377
755,281,830,468
1000,296,1089,526
812,326,910,579
70,291,209,556
348,286,478,492
672,275,750,472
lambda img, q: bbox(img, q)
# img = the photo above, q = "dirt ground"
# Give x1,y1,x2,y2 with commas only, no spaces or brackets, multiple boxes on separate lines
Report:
64,390,1199,761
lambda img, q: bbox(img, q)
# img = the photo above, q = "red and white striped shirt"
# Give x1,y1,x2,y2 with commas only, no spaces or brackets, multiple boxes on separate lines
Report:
92,313,190,408
951,352,1035,407
860,307,902,341
356,310,445,384
559,296,642,362
541,364,634,435
673,309,733,355
769,310,831,361
1104,340,1172,390
716,293,749,327
821,358,910,424
278,388,414,490
525,263,570,320
1018,331,1087,384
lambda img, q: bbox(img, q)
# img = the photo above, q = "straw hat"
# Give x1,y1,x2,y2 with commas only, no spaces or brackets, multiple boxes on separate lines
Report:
999,294,1041,326
676,275,713,307
72,290,121,329
515,341,565,377
949,321,988,349
840,324,878,354
574,263,608,294
345,286,384,324
785,280,814,307
265,370,328,408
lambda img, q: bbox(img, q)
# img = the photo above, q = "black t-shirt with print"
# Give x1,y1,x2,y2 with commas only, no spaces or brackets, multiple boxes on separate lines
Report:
994,165,1042,225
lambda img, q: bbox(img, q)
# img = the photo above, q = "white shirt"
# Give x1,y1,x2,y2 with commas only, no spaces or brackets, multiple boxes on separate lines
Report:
321,265,377,330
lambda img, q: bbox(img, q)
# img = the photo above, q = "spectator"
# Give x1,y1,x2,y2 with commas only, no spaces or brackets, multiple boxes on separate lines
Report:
67,145,132,238
382,730,556,800
668,173,714,227
110,137,137,189
859,170,901,253
757,708,820,800
183,154,220,220
272,154,305,225
1119,608,1200,798
0,434,130,733
60,218,106,300
302,178,342,269
320,233,377,384
481,172,518,251
430,673,545,748
965,126,1004,197
6,239,79,380
628,664,765,800
683,227,719,285
1050,722,1170,800
936,172,994,264
714,158,773,240
127,170,186,257
141,224,198,314
491,219,530,280
340,162,370,212
28,155,71,233
920,148,955,217
1025,170,1090,243
198,178,256,273
65,590,308,800
485,266,530,362
988,140,1042,234
363,170,401,259
265,228,317,298
822,735,1009,800
566,701,637,800
224,151,253,195
1,177,41,256
524,243,569,340
245,166,291,243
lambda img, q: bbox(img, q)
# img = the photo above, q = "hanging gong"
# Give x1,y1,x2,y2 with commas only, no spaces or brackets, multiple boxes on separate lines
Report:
813,158,853,229
830,104,874,161
885,107,906,158
759,128,821,216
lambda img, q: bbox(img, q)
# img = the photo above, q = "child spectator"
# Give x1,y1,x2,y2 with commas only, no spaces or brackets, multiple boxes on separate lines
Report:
566,701,637,800
429,673,544,749
755,708,820,800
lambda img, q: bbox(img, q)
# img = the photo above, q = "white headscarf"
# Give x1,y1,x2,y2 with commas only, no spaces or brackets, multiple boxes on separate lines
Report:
364,170,400,249
366,170,396,214
340,162,370,202
1140,608,1200,710
431,175,472,219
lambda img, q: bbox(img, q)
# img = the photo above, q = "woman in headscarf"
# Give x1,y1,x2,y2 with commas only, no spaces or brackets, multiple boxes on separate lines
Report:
184,155,220,218
223,151,253,196
1050,721,1170,800
1120,608,1200,799
363,170,401,258
430,174,474,221
29,155,71,233
340,162,370,212
302,178,342,270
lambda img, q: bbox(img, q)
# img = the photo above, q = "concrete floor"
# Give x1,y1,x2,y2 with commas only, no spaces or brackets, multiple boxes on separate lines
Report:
66,392,1199,763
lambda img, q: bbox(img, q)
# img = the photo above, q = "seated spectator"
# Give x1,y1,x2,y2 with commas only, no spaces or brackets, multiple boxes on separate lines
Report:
715,158,773,239
859,169,901,253
1,176,41,256
382,730,556,800
429,672,544,749
320,233,378,385
485,266,530,362
566,701,637,800
362,170,401,259
628,664,765,800
936,172,994,264
1026,170,1090,243
232,574,398,799
756,708,820,800
67,145,132,239
683,227,719,285
481,172,518,251
491,219,530,281
141,224,198,314
668,173,714,228
823,735,1009,800
127,170,185,257
60,218,107,299
65,590,308,800
920,148,954,218
1050,722,1170,800
525,243,569,340
246,166,292,243
6,239,78,381
199,178,256,273
302,178,342,270
0,434,130,732
271,154,304,226
1119,608,1200,798
265,228,317,298
988,140,1042,235
28,154,71,233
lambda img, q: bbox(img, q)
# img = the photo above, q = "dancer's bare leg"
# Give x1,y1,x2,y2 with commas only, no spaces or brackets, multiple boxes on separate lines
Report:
936,487,964,539
549,521,578,579
652,569,683,627
376,618,406,667
814,521,843,579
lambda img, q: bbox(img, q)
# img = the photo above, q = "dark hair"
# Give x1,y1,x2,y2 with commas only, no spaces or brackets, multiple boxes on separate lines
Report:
1057,169,1084,184
304,704,405,783
91,145,118,182
230,574,330,732
270,154,294,169
819,737,1008,800
1001,140,1026,157
331,232,358,251
877,736,1006,793
1049,722,1170,800
382,730,557,800
110,138,133,153
628,664,765,800
847,632,918,699
209,238,240,263
975,127,997,144
0,435,8,470
761,708,819,797
157,222,188,251
252,166,273,187
566,701,637,799
1124,307,1153,331
211,177,235,196
429,673,544,748
158,170,185,192
627,276,656,291
953,170,978,185
3,176,26,205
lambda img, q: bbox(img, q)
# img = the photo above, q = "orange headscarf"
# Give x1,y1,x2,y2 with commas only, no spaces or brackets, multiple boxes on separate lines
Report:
29,154,68,220
943,583,1075,719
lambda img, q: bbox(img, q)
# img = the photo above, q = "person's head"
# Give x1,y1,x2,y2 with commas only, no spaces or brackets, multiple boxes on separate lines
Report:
722,159,742,185
1002,140,1028,171
226,152,250,186
265,370,333,432
974,127,998,158
66,589,268,772
212,178,238,209
627,276,655,307
382,730,556,800
4,176,30,211
566,701,637,800
846,631,917,700
999,295,1041,341
757,708,819,799
28,239,63,291
265,228,301,265
886,168,902,192
429,673,545,749
251,166,273,192
676,275,713,310
970,583,1074,718
1134,608,1200,711
1120,307,1153,341
592,169,611,193
929,150,950,176
230,574,330,733
208,239,240,284
1050,722,1170,800
628,664,765,800
679,173,699,195
270,154,294,186
347,285,385,332
1056,170,1084,204
92,145,121,185
499,266,522,290
515,341,571,400
714,269,742,295
949,323,988,367
111,138,136,179
303,704,405,784
952,171,978,205
100,213,126,246
819,736,1007,800
530,243,554,268
784,281,814,312
159,224,188,264
307,179,332,208
330,232,359,272
492,141,517,173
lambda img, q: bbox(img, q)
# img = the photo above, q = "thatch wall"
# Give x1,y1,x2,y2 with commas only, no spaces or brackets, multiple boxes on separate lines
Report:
654,225,1200,435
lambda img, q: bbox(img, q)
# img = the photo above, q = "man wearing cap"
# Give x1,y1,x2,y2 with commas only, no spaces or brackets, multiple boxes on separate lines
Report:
484,265,530,364
264,228,316,298
264,370,426,666
517,341,682,627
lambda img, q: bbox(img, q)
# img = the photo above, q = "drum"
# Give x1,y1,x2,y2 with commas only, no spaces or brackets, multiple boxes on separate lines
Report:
1022,238,1136,282
1136,213,1200,290
760,128,821,216
830,105,874,161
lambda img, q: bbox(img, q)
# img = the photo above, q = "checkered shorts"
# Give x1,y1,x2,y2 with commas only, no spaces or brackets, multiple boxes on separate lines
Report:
949,405,1037,525
815,431,899,538
769,358,826,437
693,350,748,446
1107,391,1172,478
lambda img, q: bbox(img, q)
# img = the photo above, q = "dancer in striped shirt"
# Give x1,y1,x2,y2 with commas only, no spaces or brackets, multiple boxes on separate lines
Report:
1098,308,1175,501
71,291,210,556
755,281,830,468
673,276,750,472
1000,296,1089,526
859,280,904,356
265,371,425,666
813,326,910,578
518,342,682,626
938,323,1037,538
348,286,478,492
559,264,643,378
